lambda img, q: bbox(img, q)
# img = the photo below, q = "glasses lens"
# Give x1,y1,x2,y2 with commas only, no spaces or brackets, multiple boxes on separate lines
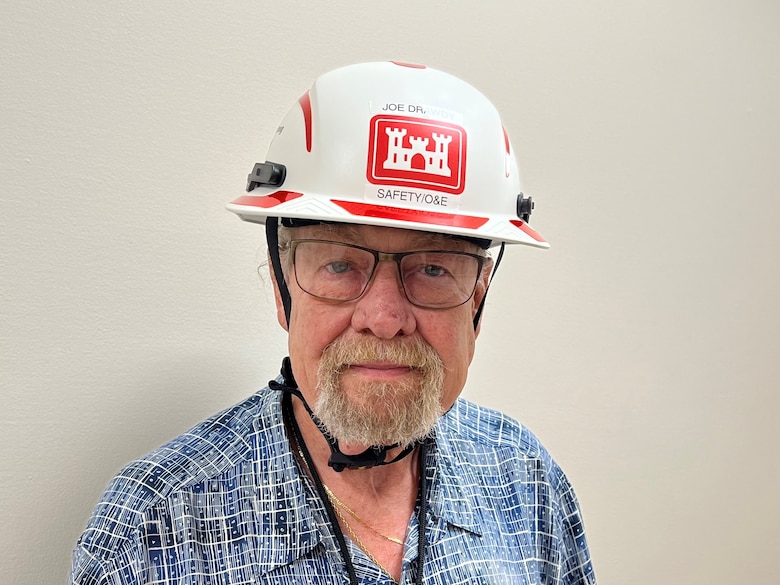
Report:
293,241,375,301
400,252,481,308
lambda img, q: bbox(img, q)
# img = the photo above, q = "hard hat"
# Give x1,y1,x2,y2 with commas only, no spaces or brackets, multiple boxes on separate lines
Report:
227,61,548,249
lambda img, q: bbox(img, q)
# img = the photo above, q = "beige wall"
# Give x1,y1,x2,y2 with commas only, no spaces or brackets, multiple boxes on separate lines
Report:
1,2,778,583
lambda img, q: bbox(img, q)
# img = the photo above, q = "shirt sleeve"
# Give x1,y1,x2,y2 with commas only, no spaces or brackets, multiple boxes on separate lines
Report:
549,464,597,585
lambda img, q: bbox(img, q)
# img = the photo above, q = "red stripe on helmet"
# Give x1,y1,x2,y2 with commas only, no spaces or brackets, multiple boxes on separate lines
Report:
333,199,488,229
502,127,512,178
298,92,313,152
390,61,426,69
231,191,304,208
510,219,547,243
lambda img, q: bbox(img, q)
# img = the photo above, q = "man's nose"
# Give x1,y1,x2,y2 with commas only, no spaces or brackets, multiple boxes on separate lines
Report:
350,260,416,339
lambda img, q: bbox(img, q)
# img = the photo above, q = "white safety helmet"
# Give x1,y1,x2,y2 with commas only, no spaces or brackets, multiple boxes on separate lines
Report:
227,61,548,249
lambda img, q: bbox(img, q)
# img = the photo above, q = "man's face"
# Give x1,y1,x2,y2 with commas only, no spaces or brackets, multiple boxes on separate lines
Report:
273,223,490,450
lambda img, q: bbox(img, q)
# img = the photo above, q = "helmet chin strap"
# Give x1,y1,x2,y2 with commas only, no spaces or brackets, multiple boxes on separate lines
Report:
473,241,505,330
266,217,292,326
270,357,416,472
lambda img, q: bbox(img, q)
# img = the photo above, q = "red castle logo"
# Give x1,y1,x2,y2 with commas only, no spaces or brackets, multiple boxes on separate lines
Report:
366,115,467,195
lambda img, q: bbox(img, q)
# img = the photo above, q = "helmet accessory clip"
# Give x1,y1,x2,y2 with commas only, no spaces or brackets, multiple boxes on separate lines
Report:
247,161,287,191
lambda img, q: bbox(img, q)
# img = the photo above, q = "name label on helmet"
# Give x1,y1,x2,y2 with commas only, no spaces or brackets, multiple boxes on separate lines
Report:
366,114,467,197
380,103,462,123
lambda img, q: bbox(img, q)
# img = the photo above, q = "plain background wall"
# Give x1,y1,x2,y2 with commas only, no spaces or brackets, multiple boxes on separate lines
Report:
1,1,778,583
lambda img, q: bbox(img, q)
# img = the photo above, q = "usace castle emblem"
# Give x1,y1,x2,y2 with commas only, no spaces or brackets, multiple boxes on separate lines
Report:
384,127,452,176
367,114,467,194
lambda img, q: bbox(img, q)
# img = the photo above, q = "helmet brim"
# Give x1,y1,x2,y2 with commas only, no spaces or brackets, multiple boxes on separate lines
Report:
227,189,549,249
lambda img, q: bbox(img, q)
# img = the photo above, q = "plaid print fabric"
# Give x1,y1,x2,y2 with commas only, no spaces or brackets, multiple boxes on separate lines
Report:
71,381,596,584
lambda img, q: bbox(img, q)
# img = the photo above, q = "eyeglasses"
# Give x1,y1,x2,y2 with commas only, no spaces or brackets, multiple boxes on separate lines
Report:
288,239,487,309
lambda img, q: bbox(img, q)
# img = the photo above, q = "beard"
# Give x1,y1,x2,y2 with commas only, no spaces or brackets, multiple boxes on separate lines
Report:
314,336,445,448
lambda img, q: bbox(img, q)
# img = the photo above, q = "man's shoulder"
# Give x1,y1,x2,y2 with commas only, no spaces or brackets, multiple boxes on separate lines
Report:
74,387,281,561
438,398,575,496
115,388,273,488
441,397,547,459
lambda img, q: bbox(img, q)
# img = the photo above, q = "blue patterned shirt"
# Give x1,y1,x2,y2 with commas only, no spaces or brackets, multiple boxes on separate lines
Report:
71,382,596,584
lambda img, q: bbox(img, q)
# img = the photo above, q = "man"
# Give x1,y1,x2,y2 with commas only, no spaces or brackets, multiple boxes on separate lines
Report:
71,61,596,584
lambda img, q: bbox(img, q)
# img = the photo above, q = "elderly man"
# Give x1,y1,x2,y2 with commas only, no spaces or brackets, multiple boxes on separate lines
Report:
71,62,596,584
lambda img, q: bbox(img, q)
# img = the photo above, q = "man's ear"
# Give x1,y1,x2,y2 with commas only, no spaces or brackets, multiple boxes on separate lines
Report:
267,252,289,332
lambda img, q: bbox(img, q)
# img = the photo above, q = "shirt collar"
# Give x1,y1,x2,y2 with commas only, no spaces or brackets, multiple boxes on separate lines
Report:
424,401,486,537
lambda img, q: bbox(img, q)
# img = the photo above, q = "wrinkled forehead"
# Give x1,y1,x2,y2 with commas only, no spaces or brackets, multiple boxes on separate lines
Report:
287,222,486,253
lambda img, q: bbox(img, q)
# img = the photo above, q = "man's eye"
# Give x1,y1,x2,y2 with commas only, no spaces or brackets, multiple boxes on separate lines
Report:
325,260,351,274
422,264,448,277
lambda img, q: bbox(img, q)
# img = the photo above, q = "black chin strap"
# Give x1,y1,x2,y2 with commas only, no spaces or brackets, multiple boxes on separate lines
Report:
473,242,505,329
266,217,292,325
269,357,416,472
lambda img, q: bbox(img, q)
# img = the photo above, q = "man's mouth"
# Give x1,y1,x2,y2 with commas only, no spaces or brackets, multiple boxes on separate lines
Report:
345,362,415,379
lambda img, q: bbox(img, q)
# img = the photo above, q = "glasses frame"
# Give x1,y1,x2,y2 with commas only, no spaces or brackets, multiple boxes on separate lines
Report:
288,238,488,309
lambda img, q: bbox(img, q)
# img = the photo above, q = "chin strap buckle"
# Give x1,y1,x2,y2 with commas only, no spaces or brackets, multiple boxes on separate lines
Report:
327,441,417,472
327,445,392,472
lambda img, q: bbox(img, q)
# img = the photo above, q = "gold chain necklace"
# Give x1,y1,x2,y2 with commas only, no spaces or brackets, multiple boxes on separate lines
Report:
323,485,405,545
328,496,397,579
